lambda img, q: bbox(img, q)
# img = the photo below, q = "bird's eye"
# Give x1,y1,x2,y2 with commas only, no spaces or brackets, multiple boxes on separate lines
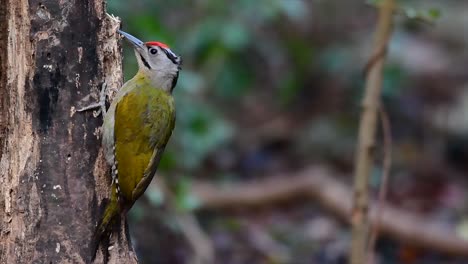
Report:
149,48,158,55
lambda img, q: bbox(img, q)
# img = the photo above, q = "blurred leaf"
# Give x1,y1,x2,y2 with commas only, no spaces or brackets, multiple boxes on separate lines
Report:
146,186,165,207
278,72,301,106
185,18,224,63
382,64,406,98
456,219,468,240
214,57,253,99
428,8,441,20
287,38,316,71
129,203,145,222
275,0,308,20
221,21,250,50
365,0,441,24
222,218,243,231
189,114,210,135
174,100,234,170
176,70,205,95
319,46,349,74
399,6,442,23
159,151,177,171
403,7,418,19
174,178,201,211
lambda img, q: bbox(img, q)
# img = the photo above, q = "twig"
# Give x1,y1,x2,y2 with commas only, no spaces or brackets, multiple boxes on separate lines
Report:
190,166,468,257
350,0,395,263
367,107,393,264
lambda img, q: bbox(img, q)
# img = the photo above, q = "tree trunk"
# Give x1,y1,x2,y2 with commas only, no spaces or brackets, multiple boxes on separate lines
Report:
0,0,136,263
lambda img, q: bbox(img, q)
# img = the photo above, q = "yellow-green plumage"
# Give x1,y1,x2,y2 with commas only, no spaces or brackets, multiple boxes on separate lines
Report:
89,29,181,260
114,73,175,202
92,71,175,256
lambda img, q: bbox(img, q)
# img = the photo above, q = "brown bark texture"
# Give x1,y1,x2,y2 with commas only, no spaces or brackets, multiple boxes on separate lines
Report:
0,0,136,263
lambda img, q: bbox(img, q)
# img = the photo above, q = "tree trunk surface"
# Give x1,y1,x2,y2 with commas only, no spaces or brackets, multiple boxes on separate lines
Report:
0,0,136,263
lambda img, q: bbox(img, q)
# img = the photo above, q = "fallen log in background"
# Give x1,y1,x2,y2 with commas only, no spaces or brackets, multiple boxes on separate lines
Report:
192,166,468,257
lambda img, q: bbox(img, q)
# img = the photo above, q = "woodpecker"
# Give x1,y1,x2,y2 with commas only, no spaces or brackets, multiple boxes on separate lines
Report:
84,30,181,258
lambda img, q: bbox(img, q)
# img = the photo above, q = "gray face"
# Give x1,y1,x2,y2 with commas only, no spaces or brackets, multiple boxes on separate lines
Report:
118,30,182,92
137,44,182,92
139,44,182,73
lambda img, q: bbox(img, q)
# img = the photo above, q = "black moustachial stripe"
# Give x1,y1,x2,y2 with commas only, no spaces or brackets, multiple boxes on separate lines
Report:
140,54,151,69
171,71,179,93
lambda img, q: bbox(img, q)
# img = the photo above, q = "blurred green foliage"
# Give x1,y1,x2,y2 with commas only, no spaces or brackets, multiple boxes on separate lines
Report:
107,1,468,263
108,0,443,209
108,0,310,177
366,0,441,24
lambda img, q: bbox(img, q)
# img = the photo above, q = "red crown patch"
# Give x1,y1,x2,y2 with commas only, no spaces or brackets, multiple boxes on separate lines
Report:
145,41,169,49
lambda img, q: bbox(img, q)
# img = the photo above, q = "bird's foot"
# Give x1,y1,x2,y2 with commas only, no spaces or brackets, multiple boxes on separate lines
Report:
77,82,108,117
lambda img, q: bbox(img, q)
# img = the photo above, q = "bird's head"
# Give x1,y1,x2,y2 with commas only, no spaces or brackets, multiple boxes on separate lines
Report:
118,30,182,93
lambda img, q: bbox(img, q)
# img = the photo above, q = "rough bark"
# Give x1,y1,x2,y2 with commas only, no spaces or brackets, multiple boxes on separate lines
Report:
0,0,135,263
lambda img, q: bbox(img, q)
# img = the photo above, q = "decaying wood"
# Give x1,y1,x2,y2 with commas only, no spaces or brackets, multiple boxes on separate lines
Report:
192,166,468,257
0,0,135,263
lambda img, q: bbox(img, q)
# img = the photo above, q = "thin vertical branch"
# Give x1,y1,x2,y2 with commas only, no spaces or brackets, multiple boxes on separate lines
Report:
367,107,393,264
350,1,395,264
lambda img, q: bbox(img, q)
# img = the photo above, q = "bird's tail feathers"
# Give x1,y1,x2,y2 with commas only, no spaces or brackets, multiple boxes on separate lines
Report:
91,187,120,261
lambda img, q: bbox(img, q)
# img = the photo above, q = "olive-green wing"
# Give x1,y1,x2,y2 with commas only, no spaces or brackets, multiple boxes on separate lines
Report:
132,146,164,200
114,89,175,202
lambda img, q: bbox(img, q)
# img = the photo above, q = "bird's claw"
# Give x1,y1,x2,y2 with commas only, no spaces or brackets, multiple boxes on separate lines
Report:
76,82,108,117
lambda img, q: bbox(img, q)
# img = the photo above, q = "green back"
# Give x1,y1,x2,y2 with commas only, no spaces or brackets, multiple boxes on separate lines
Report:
114,77,175,202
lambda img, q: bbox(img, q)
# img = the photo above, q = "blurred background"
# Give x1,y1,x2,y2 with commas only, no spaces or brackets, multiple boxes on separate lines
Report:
108,0,468,263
